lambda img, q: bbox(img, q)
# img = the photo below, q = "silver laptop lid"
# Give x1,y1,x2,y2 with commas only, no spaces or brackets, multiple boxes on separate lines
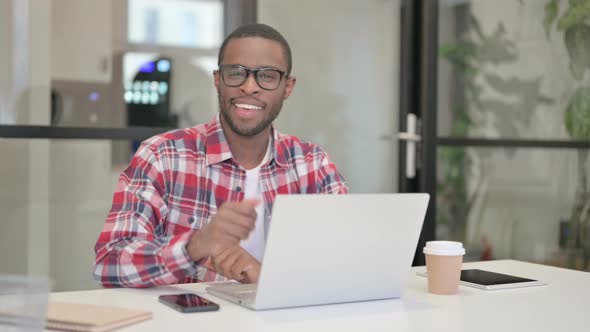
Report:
254,193,429,310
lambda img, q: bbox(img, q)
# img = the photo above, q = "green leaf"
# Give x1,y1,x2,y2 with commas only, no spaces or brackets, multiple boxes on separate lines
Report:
451,113,472,137
565,99,574,137
544,0,559,38
439,42,476,69
564,24,590,80
558,0,590,30
564,87,590,139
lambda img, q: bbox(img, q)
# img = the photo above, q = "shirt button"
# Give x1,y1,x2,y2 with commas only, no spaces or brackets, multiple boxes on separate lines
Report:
235,186,242,192
188,217,195,223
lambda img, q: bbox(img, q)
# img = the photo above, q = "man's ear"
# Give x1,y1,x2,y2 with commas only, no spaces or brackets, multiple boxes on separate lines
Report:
283,76,296,100
214,70,221,93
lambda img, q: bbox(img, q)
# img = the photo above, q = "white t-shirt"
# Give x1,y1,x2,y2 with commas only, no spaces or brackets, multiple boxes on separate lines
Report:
239,140,271,262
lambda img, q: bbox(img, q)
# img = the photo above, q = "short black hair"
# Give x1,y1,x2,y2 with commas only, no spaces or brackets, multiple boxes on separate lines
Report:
218,23,292,75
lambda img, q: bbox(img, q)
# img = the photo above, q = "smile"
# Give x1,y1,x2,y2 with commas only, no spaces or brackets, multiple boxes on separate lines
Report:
234,103,263,110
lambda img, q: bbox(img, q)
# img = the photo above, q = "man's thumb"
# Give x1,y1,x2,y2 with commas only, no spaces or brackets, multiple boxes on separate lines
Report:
242,198,262,207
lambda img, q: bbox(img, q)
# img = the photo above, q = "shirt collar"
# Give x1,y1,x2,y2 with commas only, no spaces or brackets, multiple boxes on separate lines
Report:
204,113,289,168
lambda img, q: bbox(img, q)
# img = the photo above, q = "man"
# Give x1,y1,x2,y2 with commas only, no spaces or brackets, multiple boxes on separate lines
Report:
93,23,347,288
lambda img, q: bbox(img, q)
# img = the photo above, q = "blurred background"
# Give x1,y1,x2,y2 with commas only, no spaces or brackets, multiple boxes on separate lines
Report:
0,0,589,292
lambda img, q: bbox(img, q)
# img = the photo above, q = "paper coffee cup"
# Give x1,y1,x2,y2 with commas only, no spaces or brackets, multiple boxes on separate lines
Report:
423,241,465,295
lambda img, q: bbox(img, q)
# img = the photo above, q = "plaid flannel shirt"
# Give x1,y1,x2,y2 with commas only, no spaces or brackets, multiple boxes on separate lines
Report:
93,115,348,288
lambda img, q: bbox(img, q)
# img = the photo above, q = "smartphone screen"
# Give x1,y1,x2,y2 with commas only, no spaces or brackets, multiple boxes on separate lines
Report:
158,293,220,313
460,269,536,285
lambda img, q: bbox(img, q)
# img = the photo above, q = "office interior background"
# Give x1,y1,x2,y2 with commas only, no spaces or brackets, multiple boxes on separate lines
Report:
1,0,589,292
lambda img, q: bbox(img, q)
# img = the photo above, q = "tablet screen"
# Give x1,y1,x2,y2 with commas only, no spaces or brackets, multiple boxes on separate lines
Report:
460,269,537,285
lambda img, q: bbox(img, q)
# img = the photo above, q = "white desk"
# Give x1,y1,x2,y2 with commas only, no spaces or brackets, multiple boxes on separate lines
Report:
48,260,590,332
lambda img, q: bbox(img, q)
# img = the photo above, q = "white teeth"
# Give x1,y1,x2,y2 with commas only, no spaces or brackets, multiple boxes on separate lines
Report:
235,103,262,110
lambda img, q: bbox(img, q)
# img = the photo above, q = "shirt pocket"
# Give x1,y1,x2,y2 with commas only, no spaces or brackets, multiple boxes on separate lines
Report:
164,207,201,235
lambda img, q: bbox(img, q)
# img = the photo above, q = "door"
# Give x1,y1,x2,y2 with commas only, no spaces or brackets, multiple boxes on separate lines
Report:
398,0,438,266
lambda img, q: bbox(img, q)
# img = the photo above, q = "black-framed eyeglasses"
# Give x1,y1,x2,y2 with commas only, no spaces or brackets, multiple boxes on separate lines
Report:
217,64,287,91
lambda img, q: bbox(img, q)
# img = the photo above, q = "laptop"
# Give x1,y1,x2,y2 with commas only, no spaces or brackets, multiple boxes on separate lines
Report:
206,193,430,310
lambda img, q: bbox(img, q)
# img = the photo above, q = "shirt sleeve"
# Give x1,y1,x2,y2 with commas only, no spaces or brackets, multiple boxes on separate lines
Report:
315,150,349,194
92,143,198,288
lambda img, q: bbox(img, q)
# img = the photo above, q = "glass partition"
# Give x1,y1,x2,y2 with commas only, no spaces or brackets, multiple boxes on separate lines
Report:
0,138,127,291
0,0,223,129
436,146,590,272
436,0,590,273
438,0,590,140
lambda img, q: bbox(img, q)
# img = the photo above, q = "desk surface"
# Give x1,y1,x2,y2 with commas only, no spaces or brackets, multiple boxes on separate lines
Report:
48,260,590,332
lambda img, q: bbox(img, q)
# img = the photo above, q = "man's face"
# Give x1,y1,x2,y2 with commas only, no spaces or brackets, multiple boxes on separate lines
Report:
214,37,295,137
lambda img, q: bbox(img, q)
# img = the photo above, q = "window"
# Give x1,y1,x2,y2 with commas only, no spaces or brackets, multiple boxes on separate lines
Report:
128,0,223,49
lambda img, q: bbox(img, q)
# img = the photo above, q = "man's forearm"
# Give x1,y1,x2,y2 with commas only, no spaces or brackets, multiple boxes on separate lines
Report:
93,232,198,288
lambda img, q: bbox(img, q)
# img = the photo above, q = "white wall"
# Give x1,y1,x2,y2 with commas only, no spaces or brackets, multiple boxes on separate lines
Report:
258,0,401,193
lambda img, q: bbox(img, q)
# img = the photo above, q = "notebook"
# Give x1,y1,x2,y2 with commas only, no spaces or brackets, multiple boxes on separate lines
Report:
46,302,152,332
206,193,430,310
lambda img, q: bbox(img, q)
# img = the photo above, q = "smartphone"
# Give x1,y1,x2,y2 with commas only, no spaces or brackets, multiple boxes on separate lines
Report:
158,293,220,313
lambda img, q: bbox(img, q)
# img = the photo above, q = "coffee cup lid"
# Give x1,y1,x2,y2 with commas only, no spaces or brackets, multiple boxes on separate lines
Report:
423,241,465,256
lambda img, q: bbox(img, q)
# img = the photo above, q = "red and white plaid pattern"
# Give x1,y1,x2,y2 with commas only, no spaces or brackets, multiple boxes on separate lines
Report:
93,115,348,288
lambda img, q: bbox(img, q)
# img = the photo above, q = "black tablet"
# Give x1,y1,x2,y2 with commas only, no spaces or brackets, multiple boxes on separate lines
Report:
459,269,545,290
417,269,546,290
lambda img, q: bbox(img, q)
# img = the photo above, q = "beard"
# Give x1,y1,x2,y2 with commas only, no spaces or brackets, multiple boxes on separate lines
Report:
218,94,282,137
